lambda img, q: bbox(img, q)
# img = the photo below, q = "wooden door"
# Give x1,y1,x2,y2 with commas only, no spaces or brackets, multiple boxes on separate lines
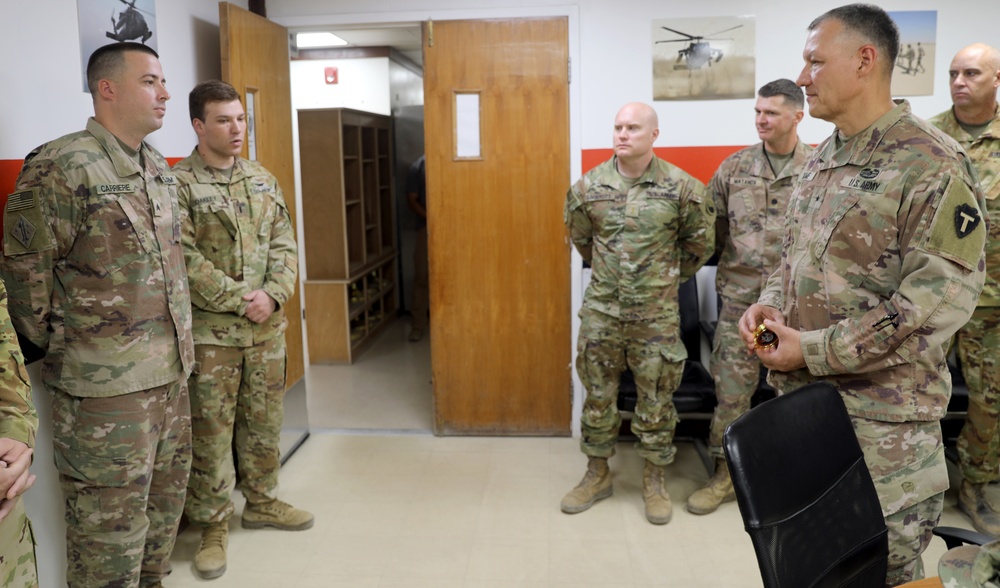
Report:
424,18,571,435
220,3,304,389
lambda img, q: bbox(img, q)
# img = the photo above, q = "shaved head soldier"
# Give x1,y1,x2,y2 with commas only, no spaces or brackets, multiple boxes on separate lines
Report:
738,5,987,585
929,43,1000,537
562,102,715,525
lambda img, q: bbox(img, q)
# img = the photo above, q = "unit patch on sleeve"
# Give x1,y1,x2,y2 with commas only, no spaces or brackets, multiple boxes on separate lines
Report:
955,203,982,238
3,187,55,255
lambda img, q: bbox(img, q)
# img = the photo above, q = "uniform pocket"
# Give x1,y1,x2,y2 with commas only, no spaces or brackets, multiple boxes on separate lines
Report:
86,195,150,276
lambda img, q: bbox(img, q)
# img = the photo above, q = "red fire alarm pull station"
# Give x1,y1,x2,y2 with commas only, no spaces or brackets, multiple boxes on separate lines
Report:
325,66,339,84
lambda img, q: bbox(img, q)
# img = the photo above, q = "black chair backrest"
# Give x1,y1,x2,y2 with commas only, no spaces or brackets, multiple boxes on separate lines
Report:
678,278,701,363
723,381,888,588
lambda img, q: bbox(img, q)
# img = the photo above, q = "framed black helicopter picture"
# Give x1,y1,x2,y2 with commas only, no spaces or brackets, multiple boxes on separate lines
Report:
77,0,158,93
652,16,755,101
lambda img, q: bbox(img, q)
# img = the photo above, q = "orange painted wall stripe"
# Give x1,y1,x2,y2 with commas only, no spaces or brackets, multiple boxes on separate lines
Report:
2,148,740,211
582,146,745,184
1,157,185,198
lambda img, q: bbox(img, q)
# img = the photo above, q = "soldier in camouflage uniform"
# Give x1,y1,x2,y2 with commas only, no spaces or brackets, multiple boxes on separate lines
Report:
172,81,310,580
0,43,194,588
562,102,716,525
0,281,38,588
928,43,1000,537
738,6,987,586
687,79,813,516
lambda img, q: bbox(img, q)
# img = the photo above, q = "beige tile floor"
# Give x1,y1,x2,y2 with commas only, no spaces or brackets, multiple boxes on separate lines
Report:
166,318,970,587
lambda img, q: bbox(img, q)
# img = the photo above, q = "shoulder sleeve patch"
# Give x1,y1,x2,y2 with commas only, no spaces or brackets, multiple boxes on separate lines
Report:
924,177,986,271
3,188,56,256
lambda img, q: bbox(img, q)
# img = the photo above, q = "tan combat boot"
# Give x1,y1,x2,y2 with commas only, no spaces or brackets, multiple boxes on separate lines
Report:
561,457,613,514
958,479,1000,536
242,499,315,531
686,458,736,515
194,523,228,579
642,461,673,525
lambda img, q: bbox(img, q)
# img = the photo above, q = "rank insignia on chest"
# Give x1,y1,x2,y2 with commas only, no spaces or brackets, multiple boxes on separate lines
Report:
800,171,817,182
625,202,641,217
955,203,982,238
990,152,1000,159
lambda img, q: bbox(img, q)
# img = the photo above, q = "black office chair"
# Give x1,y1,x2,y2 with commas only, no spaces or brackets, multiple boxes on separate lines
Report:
723,381,889,588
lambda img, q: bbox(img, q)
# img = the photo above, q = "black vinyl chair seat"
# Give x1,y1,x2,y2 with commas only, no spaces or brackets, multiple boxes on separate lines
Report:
724,381,888,588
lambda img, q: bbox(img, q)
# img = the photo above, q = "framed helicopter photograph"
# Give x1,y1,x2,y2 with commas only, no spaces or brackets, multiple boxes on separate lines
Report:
652,15,755,101
77,0,158,93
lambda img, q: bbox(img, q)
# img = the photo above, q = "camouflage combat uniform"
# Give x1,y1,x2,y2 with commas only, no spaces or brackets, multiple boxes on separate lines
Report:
707,141,813,460
929,106,1000,486
0,280,38,588
172,149,297,524
565,155,715,465
0,118,195,588
758,101,987,586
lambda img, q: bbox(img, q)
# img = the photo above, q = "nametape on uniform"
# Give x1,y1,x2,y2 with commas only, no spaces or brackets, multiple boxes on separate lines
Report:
841,175,888,194
193,196,218,206
5,189,36,212
160,175,177,185
730,177,762,187
989,151,1000,159
955,203,981,238
96,183,135,194
584,192,617,202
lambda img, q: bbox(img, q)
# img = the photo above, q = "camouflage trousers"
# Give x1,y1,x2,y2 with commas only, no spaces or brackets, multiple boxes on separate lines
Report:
52,380,191,588
185,337,286,525
850,417,948,586
707,298,761,460
955,307,1000,484
576,307,685,466
0,498,37,588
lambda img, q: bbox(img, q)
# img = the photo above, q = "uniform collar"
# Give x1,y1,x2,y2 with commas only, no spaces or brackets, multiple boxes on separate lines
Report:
817,100,909,169
185,147,248,184
86,117,165,179
938,103,1000,142
756,140,811,181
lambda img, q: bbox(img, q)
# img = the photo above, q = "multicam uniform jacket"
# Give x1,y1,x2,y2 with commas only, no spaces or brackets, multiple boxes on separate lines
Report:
759,101,987,422
711,141,813,304
0,118,194,396
929,106,1000,307
172,149,297,347
565,156,715,355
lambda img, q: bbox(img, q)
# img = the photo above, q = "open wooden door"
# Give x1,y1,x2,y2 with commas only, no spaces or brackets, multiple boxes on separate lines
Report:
423,18,571,435
219,3,304,390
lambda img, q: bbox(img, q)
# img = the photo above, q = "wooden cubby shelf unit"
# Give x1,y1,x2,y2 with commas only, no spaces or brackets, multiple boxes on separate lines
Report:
298,108,398,363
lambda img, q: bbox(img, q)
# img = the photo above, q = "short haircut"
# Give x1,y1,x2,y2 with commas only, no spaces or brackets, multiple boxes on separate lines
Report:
809,4,899,76
758,79,804,109
189,80,242,123
86,42,160,95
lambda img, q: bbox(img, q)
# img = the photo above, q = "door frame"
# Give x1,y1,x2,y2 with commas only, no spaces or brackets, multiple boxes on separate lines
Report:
272,7,586,436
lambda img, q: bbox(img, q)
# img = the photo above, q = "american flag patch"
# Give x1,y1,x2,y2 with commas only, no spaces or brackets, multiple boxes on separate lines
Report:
6,189,35,212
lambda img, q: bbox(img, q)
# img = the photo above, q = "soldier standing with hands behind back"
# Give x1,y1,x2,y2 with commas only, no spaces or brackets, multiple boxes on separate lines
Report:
738,5,987,585
173,80,311,581
928,43,1000,537
687,79,813,516
562,102,715,525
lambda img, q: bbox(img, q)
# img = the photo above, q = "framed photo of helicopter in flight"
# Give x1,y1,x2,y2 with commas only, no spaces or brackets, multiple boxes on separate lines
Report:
77,0,158,93
652,16,755,101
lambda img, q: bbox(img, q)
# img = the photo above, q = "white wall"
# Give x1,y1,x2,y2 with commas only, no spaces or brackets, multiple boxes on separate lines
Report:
270,0,1000,149
0,0,248,160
